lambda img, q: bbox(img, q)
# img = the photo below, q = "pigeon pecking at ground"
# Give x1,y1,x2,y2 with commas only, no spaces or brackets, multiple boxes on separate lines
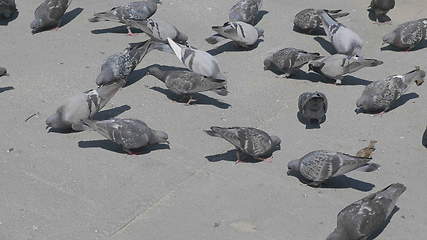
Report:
229,0,263,25
293,9,349,34
30,0,72,34
204,126,281,164
298,91,328,128
327,183,406,240
82,118,169,155
308,54,383,85
264,48,322,78
368,0,395,24
206,21,264,48
88,0,161,36
146,64,228,105
317,10,364,56
0,0,17,19
46,80,125,132
287,150,380,187
356,66,425,114
167,38,226,80
382,18,427,50
125,18,188,45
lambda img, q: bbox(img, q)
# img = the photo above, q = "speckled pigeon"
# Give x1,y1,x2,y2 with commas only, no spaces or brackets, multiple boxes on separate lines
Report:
30,0,71,34
382,18,427,50
229,0,263,25
294,9,349,34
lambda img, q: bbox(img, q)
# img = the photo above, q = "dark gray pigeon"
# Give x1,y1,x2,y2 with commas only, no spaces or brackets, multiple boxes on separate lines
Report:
204,126,281,163
0,66,8,77
206,21,263,47
89,0,161,36
30,0,71,34
96,40,156,86
382,18,427,50
423,125,427,147
317,10,364,56
298,91,328,128
264,48,322,77
82,118,169,154
308,54,383,84
294,9,349,34
126,18,188,44
229,0,262,25
147,64,228,104
287,150,380,187
368,0,395,24
46,80,125,132
327,183,406,240
0,0,17,19
356,67,425,114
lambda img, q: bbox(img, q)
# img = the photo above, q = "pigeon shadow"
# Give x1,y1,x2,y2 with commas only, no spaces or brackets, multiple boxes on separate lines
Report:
205,146,281,163
150,86,231,109
291,71,372,86
381,40,427,52
78,140,170,154
386,93,419,112
422,127,427,148
91,25,144,35
254,10,269,25
314,37,337,55
296,111,325,129
60,8,83,28
93,105,131,120
341,76,372,86
125,68,148,87
207,39,263,56
293,25,326,36
0,11,19,26
367,207,400,240
0,86,14,93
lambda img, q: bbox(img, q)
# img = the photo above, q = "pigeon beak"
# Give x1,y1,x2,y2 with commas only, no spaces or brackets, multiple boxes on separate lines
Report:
286,170,291,176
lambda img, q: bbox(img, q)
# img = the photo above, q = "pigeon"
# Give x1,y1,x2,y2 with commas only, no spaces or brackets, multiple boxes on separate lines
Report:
308,54,383,84
206,21,264,47
126,18,188,44
229,0,263,25
167,38,226,80
0,66,8,77
423,125,427,147
287,150,380,187
30,0,72,34
382,18,427,50
294,9,349,34
327,183,406,240
88,0,161,36
264,48,322,77
46,80,125,132
317,10,364,56
356,67,425,114
204,126,281,163
356,140,378,158
368,0,395,24
82,118,169,154
96,40,156,86
298,91,328,128
146,64,228,104
0,0,17,19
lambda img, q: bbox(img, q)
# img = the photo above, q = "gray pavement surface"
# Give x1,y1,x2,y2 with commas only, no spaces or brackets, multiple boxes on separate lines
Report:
1,0,426,239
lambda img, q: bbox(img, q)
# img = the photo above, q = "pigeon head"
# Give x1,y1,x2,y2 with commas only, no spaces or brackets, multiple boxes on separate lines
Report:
151,130,169,145
263,54,273,70
287,159,301,176
0,67,8,77
146,64,166,81
270,135,281,146
30,18,43,33
46,110,67,131
96,67,115,86
256,27,264,38
382,31,396,46
355,96,369,114
307,94,325,110
326,228,348,240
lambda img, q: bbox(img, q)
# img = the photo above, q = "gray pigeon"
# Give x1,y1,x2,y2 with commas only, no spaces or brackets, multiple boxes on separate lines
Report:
294,9,349,34
423,125,427,148
88,0,161,36
146,64,228,104
382,18,427,50
0,0,17,19
317,10,364,56
96,40,155,86
264,48,322,77
206,21,264,47
0,66,8,77
30,0,71,34
46,80,125,132
287,150,380,187
298,91,328,128
204,126,281,163
327,183,406,240
82,118,169,154
126,18,188,44
368,0,395,23
229,0,263,25
167,38,226,80
308,54,383,84
356,67,425,114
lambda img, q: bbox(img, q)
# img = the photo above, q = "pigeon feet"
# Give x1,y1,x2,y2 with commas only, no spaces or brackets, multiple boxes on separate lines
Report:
127,27,137,36
235,151,241,165
185,96,196,105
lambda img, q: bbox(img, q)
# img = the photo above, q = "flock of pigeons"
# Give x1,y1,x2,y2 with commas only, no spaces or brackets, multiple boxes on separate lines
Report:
1,0,427,239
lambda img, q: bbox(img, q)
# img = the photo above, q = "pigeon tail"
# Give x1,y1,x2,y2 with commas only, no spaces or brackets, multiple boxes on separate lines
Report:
167,38,183,60
89,12,120,23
